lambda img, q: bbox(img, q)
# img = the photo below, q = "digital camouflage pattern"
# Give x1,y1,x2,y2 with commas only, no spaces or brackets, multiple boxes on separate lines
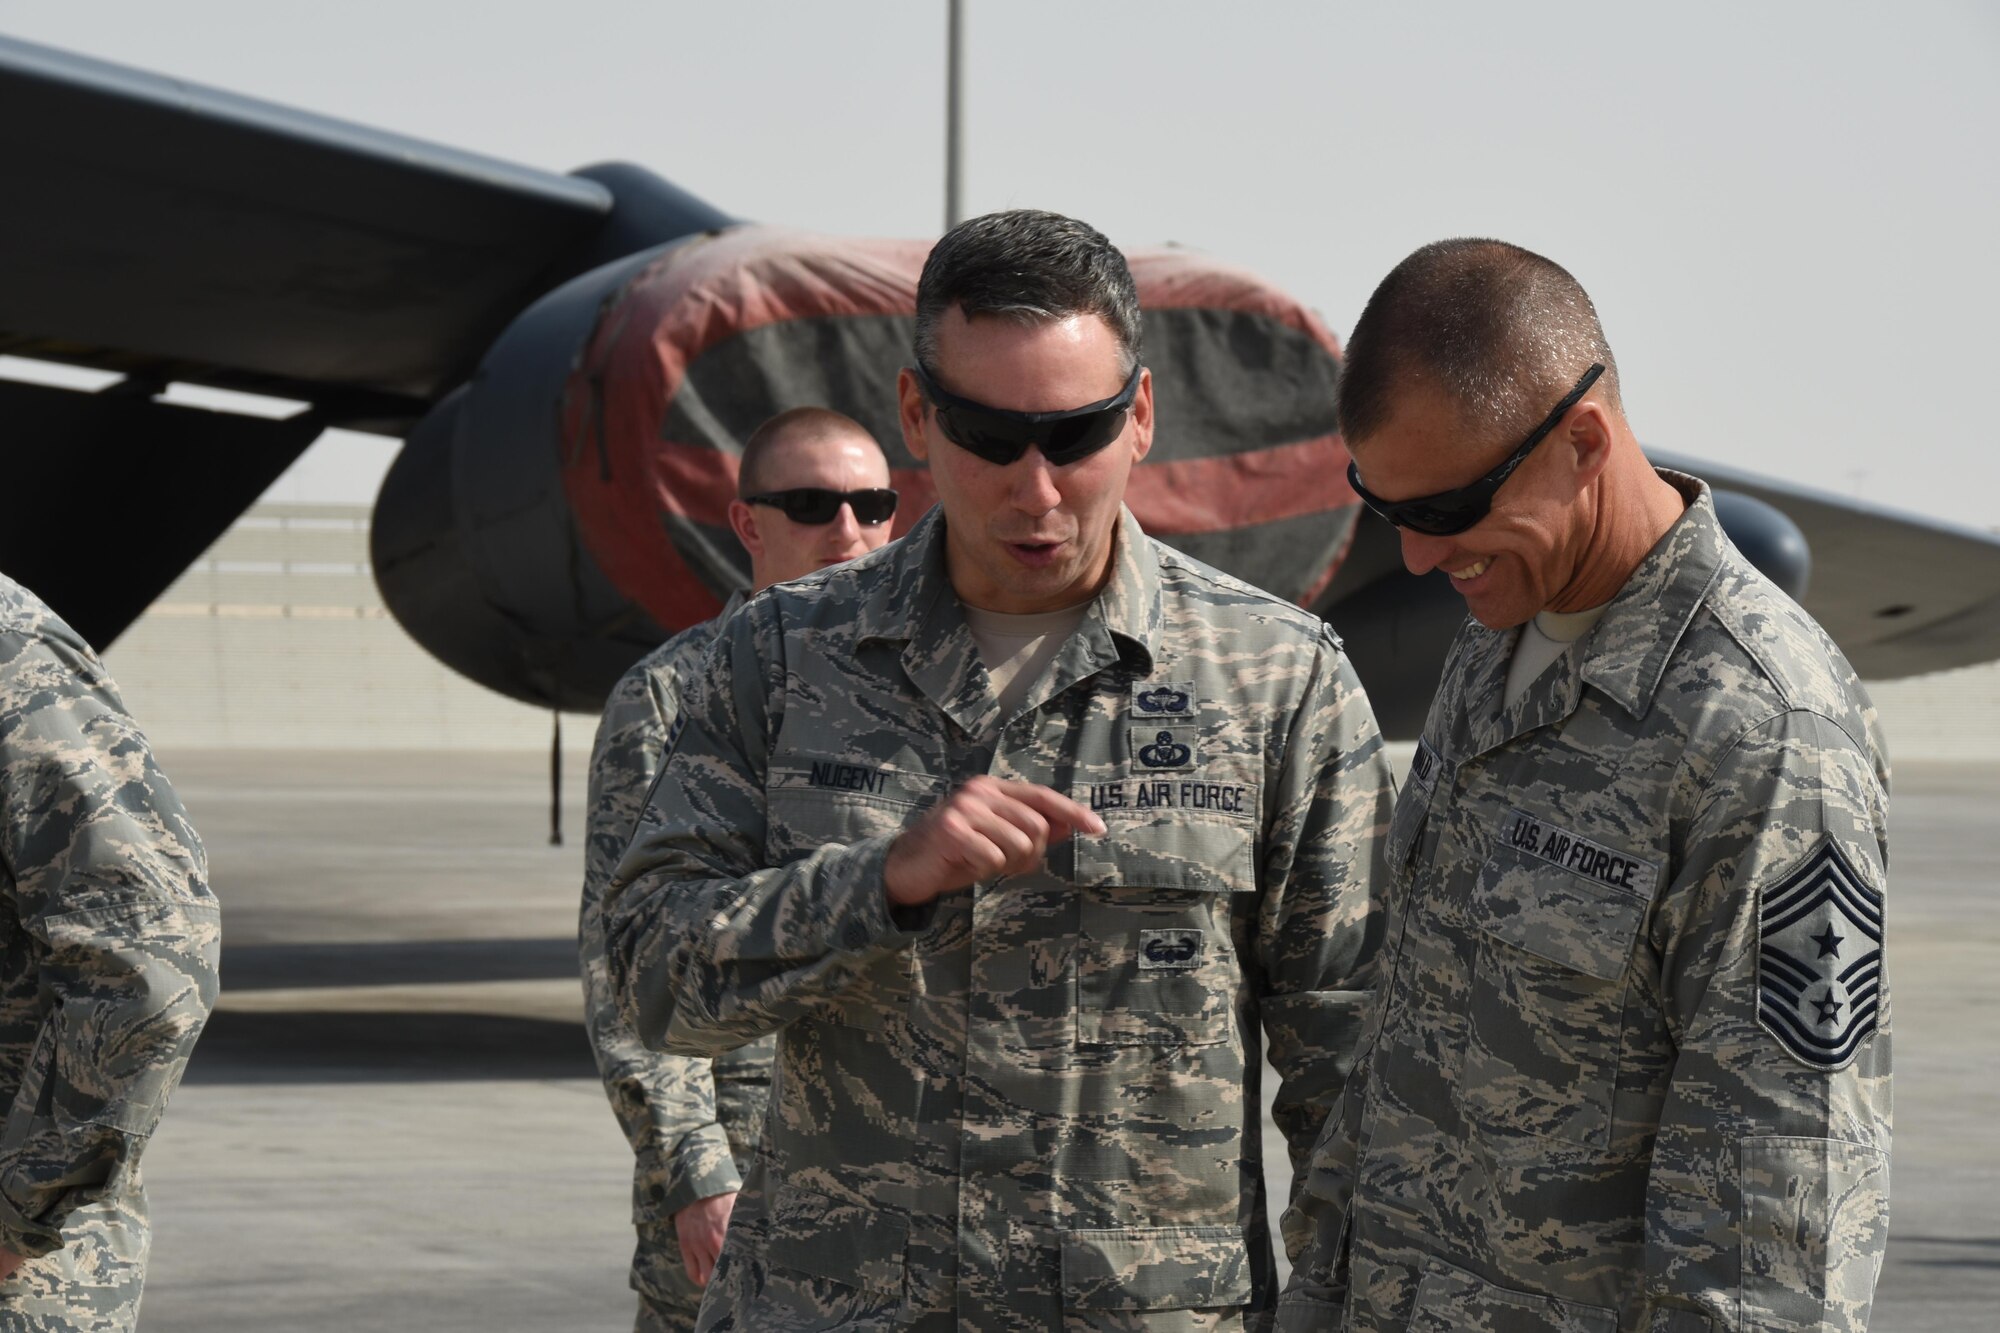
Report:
582,591,777,1331
605,506,1395,1331
1280,474,1892,1333
0,574,219,1332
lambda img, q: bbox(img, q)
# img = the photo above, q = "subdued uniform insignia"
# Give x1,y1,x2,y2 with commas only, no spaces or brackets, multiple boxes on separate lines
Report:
1408,736,1443,798
1138,928,1204,970
1135,729,1195,770
1758,837,1885,1070
1132,681,1197,716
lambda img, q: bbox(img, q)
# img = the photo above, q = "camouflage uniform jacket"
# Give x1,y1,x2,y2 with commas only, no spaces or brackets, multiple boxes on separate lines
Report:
606,506,1395,1331
1279,474,1892,1333
581,592,777,1296
0,574,219,1260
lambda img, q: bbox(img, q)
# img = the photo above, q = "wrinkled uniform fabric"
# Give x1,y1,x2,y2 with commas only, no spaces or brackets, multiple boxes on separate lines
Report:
582,591,776,1331
1280,474,1892,1333
0,576,219,1331
605,506,1395,1331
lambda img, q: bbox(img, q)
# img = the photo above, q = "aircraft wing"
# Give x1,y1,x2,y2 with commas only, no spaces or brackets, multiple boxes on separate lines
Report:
0,35,724,649
0,35,725,429
1650,449,2000,680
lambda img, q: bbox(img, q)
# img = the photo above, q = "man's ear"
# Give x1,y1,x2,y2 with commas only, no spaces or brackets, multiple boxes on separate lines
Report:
1127,367,1155,465
898,368,931,463
728,499,763,559
1565,401,1616,492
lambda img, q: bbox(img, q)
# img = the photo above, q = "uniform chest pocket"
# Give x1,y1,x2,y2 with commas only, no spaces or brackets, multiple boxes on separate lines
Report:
1460,844,1650,1155
1072,818,1255,1049
767,771,937,1034
766,764,939,857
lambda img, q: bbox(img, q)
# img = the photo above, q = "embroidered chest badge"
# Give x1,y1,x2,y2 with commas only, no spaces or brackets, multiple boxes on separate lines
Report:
1128,681,1198,771
1757,838,1885,1071
1138,928,1204,970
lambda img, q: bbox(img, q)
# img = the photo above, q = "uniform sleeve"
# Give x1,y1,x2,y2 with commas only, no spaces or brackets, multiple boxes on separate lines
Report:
1255,632,1395,1202
603,598,929,1058
581,653,756,1218
0,631,219,1258
1641,708,1891,1332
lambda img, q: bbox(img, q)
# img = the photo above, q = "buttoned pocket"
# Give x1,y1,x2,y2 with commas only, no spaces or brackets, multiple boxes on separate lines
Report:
1461,845,1648,1153
766,762,938,856
1060,1224,1252,1315
767,775,931,1034
1740,1137,1889,1331
1073,818,1254,1048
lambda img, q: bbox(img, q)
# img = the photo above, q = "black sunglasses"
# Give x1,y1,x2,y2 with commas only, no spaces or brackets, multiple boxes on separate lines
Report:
911,361,1141,467
744,487,898,526
1347,363,1607,537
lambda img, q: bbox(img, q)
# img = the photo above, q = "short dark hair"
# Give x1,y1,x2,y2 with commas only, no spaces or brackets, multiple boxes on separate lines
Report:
913,209,1142,377
737,407,881,497
1337,238,1621,446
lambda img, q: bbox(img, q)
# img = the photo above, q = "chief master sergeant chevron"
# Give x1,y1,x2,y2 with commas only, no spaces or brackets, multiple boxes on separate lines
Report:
1278,240,1891,1332
0,572,219,1332
580,405,898,1333
605,208,1395,1331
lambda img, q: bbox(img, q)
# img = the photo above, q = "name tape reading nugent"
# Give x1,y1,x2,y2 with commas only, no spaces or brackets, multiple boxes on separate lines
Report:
1501,807,1660,898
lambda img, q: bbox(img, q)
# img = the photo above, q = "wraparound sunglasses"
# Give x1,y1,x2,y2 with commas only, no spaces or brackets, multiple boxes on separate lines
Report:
1347,363,1606,536
911,361,1141,467
743,487,899,526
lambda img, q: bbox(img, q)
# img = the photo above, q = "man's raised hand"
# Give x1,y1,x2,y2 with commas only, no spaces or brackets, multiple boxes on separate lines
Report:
883,776,1104,907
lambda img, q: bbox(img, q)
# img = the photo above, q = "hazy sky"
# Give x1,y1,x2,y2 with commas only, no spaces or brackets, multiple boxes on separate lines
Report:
5,1,1997,527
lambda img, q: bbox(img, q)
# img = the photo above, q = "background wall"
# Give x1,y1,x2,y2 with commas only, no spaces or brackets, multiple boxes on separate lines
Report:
101,502,2000,760
103,503,583,752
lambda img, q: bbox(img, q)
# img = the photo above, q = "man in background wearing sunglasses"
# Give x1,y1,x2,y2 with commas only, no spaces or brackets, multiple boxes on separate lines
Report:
580,405,895,1333
606,208,1393,1330
1281,240,1891,1331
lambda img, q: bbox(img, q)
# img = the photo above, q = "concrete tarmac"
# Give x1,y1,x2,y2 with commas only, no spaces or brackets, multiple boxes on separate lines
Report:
130,750,1996,1331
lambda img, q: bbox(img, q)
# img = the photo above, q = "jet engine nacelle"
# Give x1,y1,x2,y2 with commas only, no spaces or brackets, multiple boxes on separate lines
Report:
373,224,1363,710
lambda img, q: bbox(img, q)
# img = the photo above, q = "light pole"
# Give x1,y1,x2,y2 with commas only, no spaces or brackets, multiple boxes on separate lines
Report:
945,0,964,230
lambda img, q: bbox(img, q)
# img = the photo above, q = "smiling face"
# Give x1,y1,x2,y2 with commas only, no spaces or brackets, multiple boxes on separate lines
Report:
898,305,1153,614
1346,378,1611,630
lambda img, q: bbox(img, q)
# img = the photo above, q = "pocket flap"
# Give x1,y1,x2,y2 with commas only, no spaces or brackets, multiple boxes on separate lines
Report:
1473,849,1647,982
1075,816,1256,894
1060,1224,1252,1311
766,1183,908,1293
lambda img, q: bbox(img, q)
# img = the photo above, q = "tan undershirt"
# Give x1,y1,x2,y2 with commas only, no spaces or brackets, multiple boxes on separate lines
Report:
1504,600,1614,706
964,601,1092,721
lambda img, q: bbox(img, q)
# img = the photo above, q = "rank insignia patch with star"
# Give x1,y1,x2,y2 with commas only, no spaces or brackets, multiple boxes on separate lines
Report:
1757,837,1885,1071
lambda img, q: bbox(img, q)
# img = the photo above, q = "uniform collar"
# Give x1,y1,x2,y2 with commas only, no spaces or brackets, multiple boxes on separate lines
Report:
1446,469,1721,757
1576,469,1724,721
854,505,1161,733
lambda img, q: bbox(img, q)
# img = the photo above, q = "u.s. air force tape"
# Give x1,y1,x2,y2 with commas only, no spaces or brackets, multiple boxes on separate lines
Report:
1499,807,1660,899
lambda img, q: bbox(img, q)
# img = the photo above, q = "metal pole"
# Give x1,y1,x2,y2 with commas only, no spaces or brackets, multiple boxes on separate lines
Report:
549,709,563,846
945,0,965,230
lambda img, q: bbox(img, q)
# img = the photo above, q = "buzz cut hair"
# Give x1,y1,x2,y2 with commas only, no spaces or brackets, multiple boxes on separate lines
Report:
737,407,882,498
913,209,1143,378
1337,238,1622,447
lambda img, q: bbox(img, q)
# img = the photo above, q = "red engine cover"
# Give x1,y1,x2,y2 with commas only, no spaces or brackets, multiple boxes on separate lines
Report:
559,224,1359,635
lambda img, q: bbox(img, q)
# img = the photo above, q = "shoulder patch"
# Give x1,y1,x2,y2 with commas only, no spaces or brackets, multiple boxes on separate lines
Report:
1757,838,1884,1070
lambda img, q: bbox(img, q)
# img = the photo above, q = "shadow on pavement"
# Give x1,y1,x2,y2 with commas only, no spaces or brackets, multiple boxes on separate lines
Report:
185,1009,596,1084
222,937,580,990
